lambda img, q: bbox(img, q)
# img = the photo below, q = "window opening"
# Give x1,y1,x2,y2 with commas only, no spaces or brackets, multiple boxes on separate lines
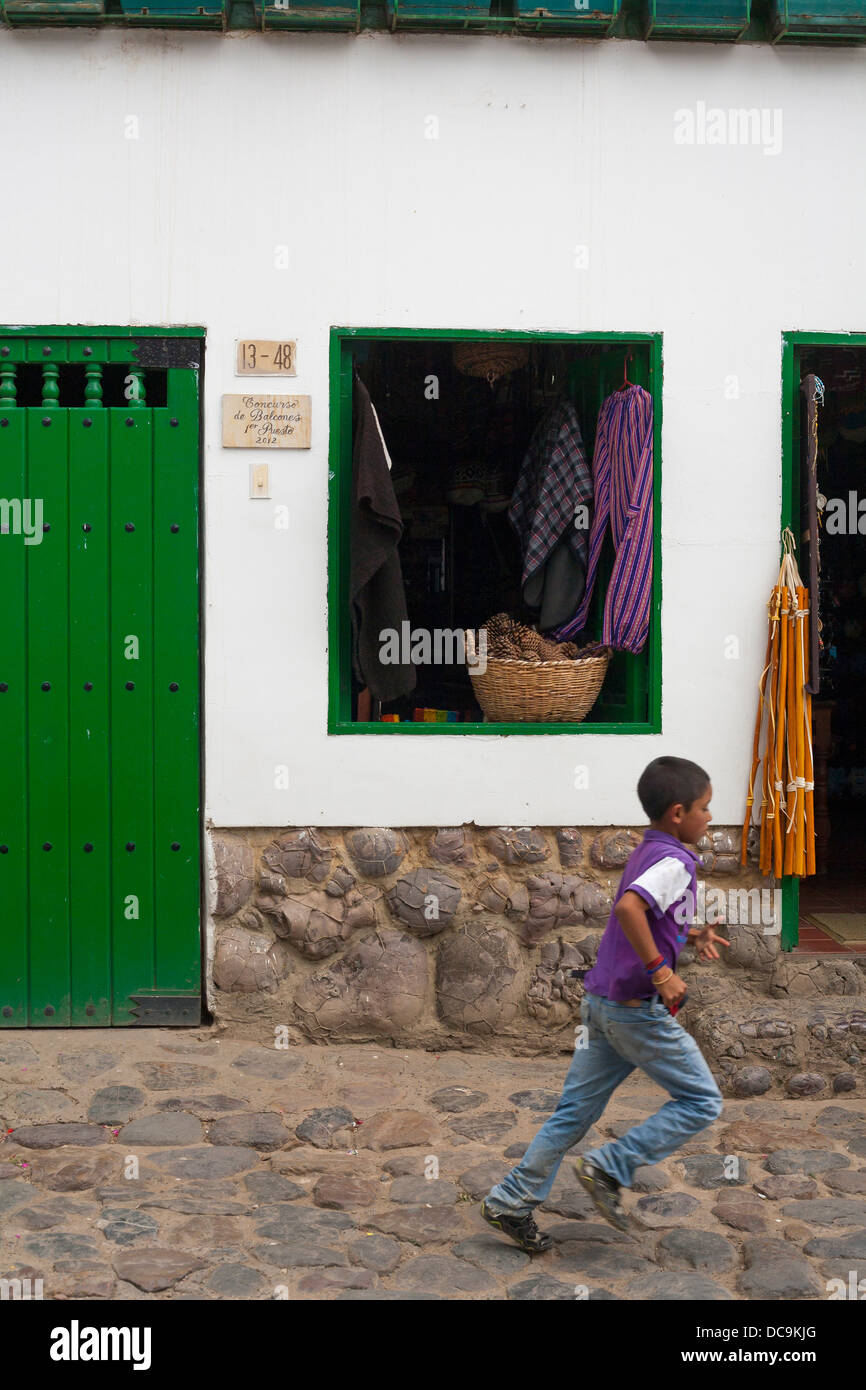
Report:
342,334,657,729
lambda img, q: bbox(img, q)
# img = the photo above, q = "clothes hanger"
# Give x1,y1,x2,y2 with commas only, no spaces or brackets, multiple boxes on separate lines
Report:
617,350,634,391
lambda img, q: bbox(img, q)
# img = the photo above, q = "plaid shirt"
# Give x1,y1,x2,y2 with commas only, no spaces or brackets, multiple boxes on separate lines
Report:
508,397,593,592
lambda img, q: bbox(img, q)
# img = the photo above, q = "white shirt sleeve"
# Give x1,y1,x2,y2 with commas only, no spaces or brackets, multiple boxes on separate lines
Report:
629,856,692,915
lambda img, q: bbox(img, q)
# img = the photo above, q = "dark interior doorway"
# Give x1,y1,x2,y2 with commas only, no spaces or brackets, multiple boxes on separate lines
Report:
795,345,866,955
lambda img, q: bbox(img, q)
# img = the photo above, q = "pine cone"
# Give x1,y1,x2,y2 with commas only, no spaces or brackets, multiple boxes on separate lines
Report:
484,613,524,658
482,612,589,663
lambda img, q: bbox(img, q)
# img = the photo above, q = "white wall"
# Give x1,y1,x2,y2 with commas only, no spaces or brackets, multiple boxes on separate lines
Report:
0,27,862,826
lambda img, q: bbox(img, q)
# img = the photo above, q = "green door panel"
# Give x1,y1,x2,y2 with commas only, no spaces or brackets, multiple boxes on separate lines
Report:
0,337,202,1026
0,410,29,1026
69,407,112,1024
27,407,72,1024
152,372,202,998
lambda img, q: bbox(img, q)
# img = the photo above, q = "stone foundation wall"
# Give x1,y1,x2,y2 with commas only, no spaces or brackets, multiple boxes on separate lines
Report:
203,824,866,1098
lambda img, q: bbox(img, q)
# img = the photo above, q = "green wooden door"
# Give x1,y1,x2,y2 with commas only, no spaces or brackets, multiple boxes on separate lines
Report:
0,331,202,1026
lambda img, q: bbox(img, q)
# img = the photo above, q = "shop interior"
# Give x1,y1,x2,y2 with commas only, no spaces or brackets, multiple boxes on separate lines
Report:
796,345,866,954
348,336,652,726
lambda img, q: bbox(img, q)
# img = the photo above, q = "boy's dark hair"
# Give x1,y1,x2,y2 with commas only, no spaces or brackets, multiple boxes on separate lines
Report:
637,756,710,822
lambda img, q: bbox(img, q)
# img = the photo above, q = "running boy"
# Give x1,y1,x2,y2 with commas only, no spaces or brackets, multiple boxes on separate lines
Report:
481,756,727,1252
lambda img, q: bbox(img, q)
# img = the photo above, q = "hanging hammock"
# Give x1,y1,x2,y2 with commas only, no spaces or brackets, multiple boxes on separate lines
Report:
741,528,816,878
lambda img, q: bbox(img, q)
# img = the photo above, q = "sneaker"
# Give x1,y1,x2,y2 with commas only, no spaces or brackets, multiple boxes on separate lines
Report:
480,1199,553,1254
573,1156,630,1232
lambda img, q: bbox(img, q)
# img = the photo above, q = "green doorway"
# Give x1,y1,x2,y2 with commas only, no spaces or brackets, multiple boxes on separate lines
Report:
782,331,866,957
0,328,203,1026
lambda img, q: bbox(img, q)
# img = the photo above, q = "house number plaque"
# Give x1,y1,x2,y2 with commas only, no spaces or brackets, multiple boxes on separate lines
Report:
236,340,297,376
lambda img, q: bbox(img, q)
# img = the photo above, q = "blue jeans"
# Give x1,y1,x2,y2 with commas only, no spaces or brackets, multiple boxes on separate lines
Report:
486,992,723,1215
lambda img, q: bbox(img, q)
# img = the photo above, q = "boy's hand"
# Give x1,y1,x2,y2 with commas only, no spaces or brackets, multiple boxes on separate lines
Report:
690,925,730,961
656,971,688,1007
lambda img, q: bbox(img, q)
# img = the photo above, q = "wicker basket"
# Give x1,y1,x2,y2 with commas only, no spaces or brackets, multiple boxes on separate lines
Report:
452,341,529,385
466,631,611,723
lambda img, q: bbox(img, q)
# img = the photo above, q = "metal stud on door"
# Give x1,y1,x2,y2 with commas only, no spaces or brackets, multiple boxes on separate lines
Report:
0,332,202,1026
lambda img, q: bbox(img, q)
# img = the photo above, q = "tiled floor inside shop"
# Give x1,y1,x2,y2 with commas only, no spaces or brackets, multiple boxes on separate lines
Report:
797,803,866,953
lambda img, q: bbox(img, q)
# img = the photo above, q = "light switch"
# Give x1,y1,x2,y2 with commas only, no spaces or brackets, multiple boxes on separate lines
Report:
250,463,270,499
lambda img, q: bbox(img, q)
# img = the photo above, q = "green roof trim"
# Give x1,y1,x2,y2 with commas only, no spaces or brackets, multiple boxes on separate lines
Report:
3,0,866,39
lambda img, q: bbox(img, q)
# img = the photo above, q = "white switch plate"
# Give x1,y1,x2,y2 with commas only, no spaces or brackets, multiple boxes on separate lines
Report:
250,463,270,499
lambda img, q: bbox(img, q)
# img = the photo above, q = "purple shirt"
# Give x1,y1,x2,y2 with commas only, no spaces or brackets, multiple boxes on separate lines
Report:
583,828,698,1003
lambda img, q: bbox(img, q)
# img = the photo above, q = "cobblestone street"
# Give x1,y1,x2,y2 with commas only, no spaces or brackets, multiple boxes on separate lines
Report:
1,1028,864,1301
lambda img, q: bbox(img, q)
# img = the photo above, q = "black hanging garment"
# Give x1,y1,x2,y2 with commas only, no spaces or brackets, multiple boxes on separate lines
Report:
349,380,416,703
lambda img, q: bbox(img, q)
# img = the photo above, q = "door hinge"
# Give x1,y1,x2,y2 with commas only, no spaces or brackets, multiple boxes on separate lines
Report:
129,992,201,1026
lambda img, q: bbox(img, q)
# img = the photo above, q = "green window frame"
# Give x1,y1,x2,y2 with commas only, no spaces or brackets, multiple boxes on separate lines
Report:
770,2,866,43
647,0,752,40
328,326,663,736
